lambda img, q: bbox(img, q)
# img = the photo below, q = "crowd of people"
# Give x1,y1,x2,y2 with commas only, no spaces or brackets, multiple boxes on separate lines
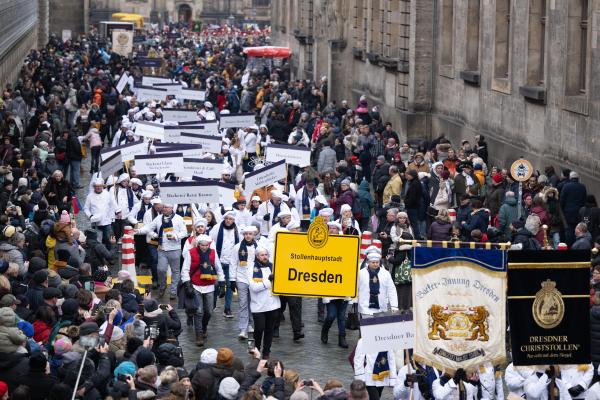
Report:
0,18,598,400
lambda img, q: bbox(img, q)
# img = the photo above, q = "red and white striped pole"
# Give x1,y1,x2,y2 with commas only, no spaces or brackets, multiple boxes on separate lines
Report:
121,226,138,286
372,239,382,252
448,209,457,224
360,231,372,260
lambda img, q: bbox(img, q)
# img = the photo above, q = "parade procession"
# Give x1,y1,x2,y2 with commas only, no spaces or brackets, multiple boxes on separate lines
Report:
0,7,599,400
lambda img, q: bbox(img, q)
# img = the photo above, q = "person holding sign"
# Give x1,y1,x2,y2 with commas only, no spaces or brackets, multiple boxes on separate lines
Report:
353,338,397,400
180,234,224,347
357,252,398,317
83,178,119,250
136,203,187,299
432,369,479,400
247,246,280,359
393,356,440,400
254,190,290,237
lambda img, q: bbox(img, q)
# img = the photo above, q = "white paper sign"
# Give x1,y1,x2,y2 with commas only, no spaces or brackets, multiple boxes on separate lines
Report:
266,144,311,167
142,76,173,86
154,83,182,97
100,151,122,176
116,72,129,94
218,182,237,207
162,109,200,123
181,120,220,136
176,88,206,101
120,141,148,162
219,113,256,129
62,29,72,43
244,159,287,193
179,158,223,179
177,133,221,153
159,181,220,204
112,30,133,56
134,153,184,174
360,315,416,353
136,86,167,102
135,121,165,140
155,144,204,158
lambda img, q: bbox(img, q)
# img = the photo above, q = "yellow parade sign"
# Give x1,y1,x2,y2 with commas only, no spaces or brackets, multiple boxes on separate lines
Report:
272,217,360,298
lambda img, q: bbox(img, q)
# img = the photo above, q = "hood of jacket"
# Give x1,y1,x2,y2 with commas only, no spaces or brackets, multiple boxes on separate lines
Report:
358,179,370,192
504,197,517,206
0,242,17,252
0,306,17,327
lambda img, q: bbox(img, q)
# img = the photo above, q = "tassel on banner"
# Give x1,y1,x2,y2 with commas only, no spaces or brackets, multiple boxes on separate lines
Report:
121,226,138,287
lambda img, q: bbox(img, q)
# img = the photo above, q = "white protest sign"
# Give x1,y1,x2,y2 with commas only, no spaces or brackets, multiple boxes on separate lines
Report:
136,86,168,102
178,158,223,179
180,120,220,136
162,108,200,123
218,182,237,206
360,314,415,353
142,76,173,86
219,113,256,129
112,30,133,56
62,29,72,43
134,153,184,175
163,126,183,143
100,151,122,176
154,83,182,97
116,72,129,94
155,144,204,158
135,121,165,140
266,144,311,167
159,181,220,204
244,159,287,193
177,88,206,101
179,132,222,152
120,141,148,162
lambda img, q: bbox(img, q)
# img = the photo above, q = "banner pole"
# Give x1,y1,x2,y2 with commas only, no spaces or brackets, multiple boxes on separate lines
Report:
398,238,510,249
549,366,556,400
405,349,414,400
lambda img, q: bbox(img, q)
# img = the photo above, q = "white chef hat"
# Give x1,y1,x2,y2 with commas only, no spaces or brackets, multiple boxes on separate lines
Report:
117,173,130,184
314,195,328,205
286,220,300,230
367,252,382,262
93,177,104,186
150,197,162,205
194,218,208,227
251,196,261,202
197,234,212,244
327,221,342,231
340,204,352,213
241,225,258,234
270,190,283,199
223,210,236,218
318,208,334,217
130,178,143,186
141,190,153,198
277,210,292,218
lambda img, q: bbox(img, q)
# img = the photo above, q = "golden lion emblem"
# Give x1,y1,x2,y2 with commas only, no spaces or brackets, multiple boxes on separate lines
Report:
427,304,450,340
466,306,489,341
427,304,489,341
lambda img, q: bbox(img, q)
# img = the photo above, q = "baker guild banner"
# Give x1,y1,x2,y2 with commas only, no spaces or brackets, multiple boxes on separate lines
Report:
508,250,590,365
412,247,507,371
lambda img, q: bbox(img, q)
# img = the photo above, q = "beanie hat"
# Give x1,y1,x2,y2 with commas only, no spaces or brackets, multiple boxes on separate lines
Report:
2,225,15,239
29,257,46,273
59,210,70,224
113,361,137,381
32,269,49,284
492,173,503,184
0,260,8,274
217,348,234,367
111,326,125,342
61,298,79,317
0,381,8,397
54,337,73,355
511,219,525,230
29,351,47,372
79,322,100,336
218,377,240,400
143,299,159,313
200,348,218,365
441,170,450,180
136,348,156,368
18,320,34,338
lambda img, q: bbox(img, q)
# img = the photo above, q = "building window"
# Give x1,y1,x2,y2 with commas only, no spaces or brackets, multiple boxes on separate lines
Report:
494,0,511,78
370,0,384,55
465,0,480,71
440,0,454,65
353,0,366,49
566,0,589,95
253,0,270,6
526,0,546,85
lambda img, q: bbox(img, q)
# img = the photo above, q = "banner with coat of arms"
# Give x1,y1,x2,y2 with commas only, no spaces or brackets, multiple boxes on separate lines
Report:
412,247,507,371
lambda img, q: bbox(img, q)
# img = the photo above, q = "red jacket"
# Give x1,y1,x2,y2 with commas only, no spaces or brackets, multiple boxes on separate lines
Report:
33,320,52,344
189,247,217,286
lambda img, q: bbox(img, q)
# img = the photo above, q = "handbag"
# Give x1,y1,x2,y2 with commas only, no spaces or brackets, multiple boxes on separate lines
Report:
393,256,412,285
345,303,360,330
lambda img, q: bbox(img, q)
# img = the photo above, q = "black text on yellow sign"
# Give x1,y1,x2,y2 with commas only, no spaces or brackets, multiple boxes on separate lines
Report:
272,231,360,298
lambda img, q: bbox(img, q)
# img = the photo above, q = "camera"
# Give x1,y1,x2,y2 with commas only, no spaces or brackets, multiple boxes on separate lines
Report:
303,380,313,387
247,338,255,352
117,373,128,382
148,323,159,340
159,304,169,310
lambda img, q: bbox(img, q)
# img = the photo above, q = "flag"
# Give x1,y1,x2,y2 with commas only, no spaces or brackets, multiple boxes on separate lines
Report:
412,247,507,371
507,250,590,365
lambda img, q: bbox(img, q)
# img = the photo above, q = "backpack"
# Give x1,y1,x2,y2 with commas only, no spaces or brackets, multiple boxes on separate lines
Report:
351,194,363,220
393,257,412,285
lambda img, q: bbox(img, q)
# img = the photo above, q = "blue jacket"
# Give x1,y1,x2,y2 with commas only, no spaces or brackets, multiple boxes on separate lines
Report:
560,179,587,224
462,208,489,238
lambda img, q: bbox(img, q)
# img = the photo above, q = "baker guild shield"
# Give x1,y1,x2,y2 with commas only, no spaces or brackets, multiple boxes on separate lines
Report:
532,279,565,329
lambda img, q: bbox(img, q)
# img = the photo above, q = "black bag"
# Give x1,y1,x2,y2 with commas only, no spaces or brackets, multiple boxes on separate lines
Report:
345,303,360,330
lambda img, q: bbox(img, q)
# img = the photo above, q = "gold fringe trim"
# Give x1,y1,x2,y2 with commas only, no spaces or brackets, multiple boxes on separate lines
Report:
372,370,390,381
413,353,507,375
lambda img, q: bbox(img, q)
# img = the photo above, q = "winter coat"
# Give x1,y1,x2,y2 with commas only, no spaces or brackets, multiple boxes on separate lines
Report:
142,311,181,348
334,188,355,217
0,242,25,276
512,228,541,250
530,205,550,244
383,174,402,205
462,208,489,238
317,146,337,173
83,232,113,270
191,363,245,400
26,283,45,313
0,352,29,391
373,163,391,195
591,305,600,363
572,232,593,250
560,179,587,224
485,185,505,216
428,220,452,241
404,179,423,210
33,319,52,344
498,197,521,241
17,370,58,400
0,307,26,353
43,177,73,209
357,180,374,220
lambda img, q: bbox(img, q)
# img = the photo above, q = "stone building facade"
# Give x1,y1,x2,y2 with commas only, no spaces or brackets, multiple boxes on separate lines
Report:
271,0,600,194
0,0,49,89
87,0,271,28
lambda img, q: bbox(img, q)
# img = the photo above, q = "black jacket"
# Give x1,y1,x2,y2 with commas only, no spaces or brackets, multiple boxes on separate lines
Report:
0,352,30,392
512,228,541,250
143,311,182,347
591,306,600,363
404,179,423,209
17,369,58,400
66,134,83,161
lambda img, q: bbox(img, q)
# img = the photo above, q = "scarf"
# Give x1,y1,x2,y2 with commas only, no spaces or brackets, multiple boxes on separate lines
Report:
271,201,281,225
216,222,239,256
302,187,315,219
176,204,193,226
368,268,380,309
372,351,390,381
158,214,174,246
198,250,217,280
239,239,257,266
253,260,272,282
137,203,150,221
117,185,134,211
